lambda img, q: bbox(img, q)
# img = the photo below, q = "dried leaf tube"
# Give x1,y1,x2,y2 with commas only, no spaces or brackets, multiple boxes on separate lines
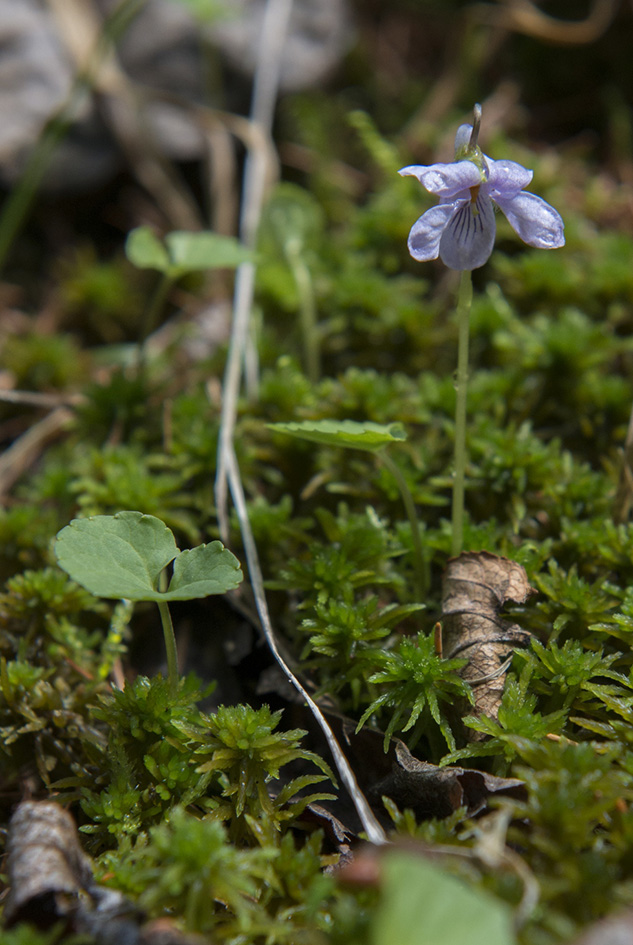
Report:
442,552,535,736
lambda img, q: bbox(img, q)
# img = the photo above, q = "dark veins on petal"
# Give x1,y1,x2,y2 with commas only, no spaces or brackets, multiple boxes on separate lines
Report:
451,197,486,247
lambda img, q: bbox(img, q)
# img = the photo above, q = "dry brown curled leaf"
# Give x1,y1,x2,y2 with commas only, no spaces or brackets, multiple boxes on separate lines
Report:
442,551,535,737
331,723,526,827
4,800,94,930
4,800,202,944
368,739,526,821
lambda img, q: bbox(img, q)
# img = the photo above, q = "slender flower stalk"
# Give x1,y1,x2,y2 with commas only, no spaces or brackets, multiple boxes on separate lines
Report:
157,600,179,693
452,270,473,556
399,104,565,554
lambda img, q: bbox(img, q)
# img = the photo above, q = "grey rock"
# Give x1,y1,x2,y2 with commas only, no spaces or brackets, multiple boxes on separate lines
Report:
208,0,353,91
0,0,352,191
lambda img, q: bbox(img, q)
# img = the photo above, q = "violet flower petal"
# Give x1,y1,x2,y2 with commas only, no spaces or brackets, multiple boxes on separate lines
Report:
486,158,533,199
407,202,461,261
494,191,565,249
399,161,481,198
454,123,473,152
439,194,496,270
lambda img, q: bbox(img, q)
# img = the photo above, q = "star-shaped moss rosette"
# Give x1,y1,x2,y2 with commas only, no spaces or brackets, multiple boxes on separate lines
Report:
269,420,427,599
55,511,243,689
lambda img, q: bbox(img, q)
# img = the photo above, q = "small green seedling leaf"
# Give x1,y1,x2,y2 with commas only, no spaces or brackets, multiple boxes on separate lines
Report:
125,226,170,273
54,511,242,602
372,851,516,945
269,419,407,453
261,182,325,255
55,512,178,600
125,226,252,277
160,542,243,601
165,231,252,274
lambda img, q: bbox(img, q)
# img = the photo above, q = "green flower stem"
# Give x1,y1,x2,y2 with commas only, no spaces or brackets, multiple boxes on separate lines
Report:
451,269,474,557
139,273,174,353
157,600,179,692
287,244,320,384
378,450,427,601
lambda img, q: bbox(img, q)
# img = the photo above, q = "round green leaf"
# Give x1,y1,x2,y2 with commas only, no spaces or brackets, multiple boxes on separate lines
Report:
373,851,515,945
54,512,178,600
268,419,407,453
55,512,243,603
161,541,243,601
260,182,325,256
165,231,252,274
125,226,170,273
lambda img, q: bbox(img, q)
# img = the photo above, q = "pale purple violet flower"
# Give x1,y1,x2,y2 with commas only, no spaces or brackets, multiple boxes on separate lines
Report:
399,116,565,270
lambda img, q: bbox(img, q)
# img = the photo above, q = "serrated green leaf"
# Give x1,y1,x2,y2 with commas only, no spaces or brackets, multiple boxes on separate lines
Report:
268,419,407,453
373,851,515,945
125,226,170,272
161,541,243,600
165,231,252,274
54,512,178,600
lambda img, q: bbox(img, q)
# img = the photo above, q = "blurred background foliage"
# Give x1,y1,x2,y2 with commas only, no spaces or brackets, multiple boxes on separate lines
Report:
2,1,633,944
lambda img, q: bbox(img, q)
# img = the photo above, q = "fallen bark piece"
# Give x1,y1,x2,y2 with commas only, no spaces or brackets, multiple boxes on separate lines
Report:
3,800,181,943
3,801,246,943
4,800,94,929
442,552,535,736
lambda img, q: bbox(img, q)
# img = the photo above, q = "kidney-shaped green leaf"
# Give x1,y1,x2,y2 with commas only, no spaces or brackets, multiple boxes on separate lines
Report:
55,512,243,602
125,226,170,273
126,227,252,277
161,541,243,600
165,231,252,274
269,419,407,453
55,511,178,600
372,851,515,945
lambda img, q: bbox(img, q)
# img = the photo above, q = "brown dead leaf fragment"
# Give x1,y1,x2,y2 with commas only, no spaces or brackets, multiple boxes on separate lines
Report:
369,740,526,821
4,800,94,930
330,723,525,827
3,800,203,944
442,552,535,736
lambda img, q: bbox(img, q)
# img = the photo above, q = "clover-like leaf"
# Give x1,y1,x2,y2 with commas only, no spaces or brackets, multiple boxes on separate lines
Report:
165,231,252,274
160,542,243,601
260,182,325,255
55,512,178,600
54,512,242,602
125,226,170,273
269,419,407,453
125,226,252,277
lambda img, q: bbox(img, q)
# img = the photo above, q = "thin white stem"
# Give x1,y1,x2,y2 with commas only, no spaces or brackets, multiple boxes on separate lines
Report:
224,440,387,845
215,0,294,542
